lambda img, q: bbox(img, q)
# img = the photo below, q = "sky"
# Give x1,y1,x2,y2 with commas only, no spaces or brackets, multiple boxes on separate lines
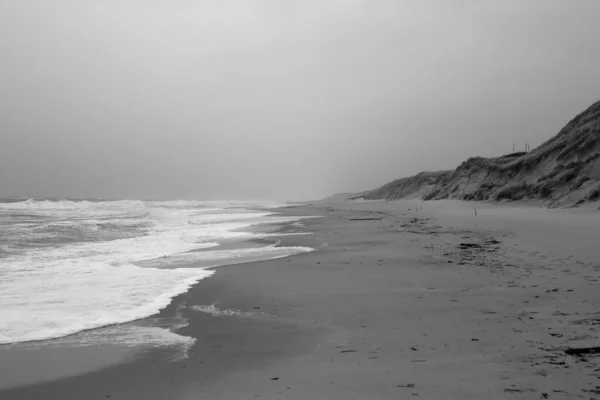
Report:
1,0,600,201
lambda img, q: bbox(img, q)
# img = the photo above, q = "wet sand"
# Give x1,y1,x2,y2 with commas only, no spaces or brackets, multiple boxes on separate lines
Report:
2,200,600,399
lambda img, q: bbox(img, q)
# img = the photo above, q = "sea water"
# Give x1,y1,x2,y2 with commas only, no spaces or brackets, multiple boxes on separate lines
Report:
0,199,312,346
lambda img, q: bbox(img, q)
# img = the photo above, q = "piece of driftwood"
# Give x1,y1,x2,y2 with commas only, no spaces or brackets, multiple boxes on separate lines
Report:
564,346,600,356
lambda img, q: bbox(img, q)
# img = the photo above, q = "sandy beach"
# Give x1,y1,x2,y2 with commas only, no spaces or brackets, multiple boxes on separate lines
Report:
2,199,600,399
3,2,599,399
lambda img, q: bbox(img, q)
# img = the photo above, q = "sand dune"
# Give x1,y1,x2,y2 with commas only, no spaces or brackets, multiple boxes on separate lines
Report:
355,99,600,208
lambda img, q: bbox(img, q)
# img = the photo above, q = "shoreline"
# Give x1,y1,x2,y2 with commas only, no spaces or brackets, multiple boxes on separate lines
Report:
0,209,322,394
2,200,600,399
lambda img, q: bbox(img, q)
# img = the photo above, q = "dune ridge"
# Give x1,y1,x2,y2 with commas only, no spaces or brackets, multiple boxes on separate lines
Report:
351,99,600,207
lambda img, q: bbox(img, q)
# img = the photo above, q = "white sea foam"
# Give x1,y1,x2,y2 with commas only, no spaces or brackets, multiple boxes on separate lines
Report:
8,306,197,361
0,264,214,344
0,199,313,345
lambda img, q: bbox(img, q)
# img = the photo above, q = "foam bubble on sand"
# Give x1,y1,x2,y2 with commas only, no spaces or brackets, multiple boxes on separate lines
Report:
190,304,255,318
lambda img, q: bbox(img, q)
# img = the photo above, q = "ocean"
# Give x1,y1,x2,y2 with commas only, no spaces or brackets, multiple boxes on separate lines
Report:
0,199,313,348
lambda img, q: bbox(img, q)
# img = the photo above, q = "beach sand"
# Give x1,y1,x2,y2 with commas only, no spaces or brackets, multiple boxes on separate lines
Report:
2,200,599,399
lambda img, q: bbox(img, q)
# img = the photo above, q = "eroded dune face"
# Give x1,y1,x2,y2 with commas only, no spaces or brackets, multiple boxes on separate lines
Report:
357,100,600,207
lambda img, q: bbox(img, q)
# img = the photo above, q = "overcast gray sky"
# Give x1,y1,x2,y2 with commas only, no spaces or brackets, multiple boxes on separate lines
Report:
1,1,599,200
